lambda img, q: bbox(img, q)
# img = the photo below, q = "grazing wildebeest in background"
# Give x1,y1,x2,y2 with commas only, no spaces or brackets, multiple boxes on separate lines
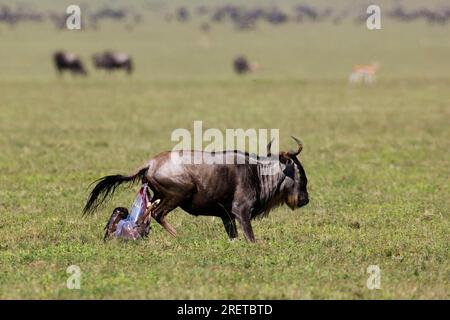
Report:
233,56,259,75
83,137,309,242
93,51,133,74
53,51,87,76
234,56,250,74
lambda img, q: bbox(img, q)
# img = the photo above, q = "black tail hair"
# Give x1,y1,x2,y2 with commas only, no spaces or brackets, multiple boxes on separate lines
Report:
83,167,148,214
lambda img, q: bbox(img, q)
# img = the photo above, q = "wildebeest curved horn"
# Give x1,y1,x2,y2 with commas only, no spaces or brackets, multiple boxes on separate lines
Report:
267,138,274,156
288,136,303,157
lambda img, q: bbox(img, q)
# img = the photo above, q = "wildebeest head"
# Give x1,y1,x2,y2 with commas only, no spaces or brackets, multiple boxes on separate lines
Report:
277,137,309,210
103,206,129,241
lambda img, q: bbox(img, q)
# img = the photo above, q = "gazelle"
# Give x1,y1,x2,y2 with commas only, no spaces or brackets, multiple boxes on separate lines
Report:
349,62,380,84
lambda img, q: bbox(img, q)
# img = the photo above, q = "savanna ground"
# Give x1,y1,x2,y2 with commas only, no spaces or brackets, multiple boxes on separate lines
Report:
0,1,449,299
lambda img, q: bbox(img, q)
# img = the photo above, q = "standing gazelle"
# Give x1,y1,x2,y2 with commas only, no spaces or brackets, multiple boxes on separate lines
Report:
349,62,380,84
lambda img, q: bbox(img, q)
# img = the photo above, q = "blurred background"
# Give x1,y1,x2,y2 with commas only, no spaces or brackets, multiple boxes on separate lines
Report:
1,0,450,81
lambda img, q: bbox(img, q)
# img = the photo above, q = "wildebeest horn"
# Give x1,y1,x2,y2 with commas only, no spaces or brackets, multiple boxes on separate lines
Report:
288,136,303,157
267,138,274,156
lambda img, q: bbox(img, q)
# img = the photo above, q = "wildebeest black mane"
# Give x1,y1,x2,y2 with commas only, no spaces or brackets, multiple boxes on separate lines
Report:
207,150,287,218
199,149,275,162
175,149,288,218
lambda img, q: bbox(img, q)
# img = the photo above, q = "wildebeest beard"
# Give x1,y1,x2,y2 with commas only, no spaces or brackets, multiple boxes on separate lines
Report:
254,160,291,218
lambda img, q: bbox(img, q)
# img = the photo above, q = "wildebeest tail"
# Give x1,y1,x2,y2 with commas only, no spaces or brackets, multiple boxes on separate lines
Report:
83,166,148,214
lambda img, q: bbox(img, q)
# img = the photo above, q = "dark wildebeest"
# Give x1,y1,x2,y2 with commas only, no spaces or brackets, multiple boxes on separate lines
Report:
83,137,308,242
53,51,87,75
233,56,259,75
92,51,133,74
234,56,250,74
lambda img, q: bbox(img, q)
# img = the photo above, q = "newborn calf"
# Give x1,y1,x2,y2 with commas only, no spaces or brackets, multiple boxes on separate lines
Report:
104,200,160,241
103,207,129,241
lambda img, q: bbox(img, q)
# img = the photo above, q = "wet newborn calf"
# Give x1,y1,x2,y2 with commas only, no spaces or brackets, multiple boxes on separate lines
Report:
104,200,160,241
103,207,129,241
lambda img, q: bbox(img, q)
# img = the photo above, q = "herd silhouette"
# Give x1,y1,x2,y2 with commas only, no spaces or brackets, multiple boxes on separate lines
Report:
2,3,450,31
12,2,444,78
54,51,257,76
53,51,133,76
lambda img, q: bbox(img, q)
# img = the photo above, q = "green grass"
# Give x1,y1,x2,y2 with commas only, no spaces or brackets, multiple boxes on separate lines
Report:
0,1,449,299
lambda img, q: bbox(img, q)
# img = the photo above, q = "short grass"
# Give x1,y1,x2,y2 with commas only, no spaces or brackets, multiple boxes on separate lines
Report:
0,1,449,299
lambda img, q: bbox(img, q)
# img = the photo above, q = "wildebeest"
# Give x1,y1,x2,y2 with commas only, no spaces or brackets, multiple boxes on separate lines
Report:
83,137,309,242
233,56,259,75
92,51,133,74
233,56,250,74
53,51,87,75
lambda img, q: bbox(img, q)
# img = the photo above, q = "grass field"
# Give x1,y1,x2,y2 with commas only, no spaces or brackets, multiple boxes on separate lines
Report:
0,1,449,299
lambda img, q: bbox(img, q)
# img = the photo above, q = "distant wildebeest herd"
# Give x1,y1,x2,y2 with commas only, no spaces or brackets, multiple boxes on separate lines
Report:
2,3,450,32
54,51,256,76
170,4,450,30
53,51,133,75
0,5,141,30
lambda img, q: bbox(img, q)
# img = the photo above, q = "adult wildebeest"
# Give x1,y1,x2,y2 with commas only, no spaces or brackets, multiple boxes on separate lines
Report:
92,51,133,74
53,51,87,75
233,56,259,75
83,137,308,242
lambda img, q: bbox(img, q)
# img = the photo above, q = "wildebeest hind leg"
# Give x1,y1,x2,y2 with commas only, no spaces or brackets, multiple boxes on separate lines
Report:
151,198,180,237
159,216,177,237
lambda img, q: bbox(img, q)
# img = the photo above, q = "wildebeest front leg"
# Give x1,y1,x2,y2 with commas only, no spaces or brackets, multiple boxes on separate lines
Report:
221,216,238,240
238,216,255,242
233,202,256,242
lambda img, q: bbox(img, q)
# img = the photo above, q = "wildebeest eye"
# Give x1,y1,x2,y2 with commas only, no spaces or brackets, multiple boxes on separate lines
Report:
279,153,293,164
282,160,295,177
